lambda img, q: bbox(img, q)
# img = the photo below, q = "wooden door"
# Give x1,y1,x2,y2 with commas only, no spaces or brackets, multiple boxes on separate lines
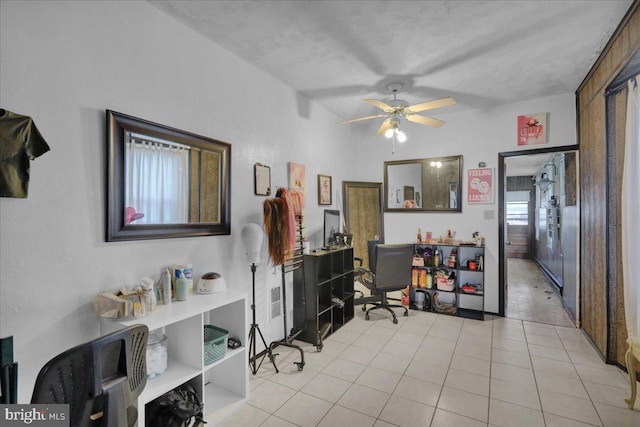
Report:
342,182,384,268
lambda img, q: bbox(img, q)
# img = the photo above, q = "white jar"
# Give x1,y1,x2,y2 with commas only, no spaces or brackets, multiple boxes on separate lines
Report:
146,333,168,379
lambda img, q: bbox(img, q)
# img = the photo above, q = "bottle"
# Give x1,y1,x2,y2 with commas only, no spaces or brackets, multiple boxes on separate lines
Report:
412,269,419,288
426,271,433,289
419,270,427,288
433,250,440,267
417,227,422,243
175,271,189,301
162,268,172,305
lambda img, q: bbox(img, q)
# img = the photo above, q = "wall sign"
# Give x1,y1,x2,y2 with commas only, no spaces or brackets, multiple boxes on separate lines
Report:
468,168,494,204
518,113,547,146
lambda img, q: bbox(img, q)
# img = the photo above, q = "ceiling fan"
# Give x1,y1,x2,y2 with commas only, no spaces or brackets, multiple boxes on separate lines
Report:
337,82,456,137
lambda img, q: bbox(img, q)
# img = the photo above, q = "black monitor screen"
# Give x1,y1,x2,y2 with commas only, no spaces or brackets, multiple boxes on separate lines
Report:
323,209,341,247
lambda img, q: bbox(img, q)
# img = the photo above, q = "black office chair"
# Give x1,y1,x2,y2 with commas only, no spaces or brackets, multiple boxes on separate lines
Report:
354,240,381,306
32,324,148,427
359,243,413,324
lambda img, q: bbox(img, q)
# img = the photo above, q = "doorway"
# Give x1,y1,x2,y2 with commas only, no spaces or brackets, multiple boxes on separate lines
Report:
499,147,579,327
342,181,384,268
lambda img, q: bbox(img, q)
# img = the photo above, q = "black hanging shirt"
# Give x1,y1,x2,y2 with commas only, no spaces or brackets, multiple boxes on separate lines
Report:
0,109,50,198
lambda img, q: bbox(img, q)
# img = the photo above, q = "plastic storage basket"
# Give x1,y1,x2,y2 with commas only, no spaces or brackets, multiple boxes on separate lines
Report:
204,325,229,365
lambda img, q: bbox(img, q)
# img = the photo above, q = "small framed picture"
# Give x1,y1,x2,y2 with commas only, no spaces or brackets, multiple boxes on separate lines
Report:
254,163,271,196
317,174,332,205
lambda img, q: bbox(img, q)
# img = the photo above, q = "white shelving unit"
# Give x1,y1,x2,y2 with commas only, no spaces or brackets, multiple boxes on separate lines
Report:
100,288,248,426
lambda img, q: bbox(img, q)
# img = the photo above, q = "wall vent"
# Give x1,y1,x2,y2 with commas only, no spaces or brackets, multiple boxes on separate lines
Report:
270,286,281,319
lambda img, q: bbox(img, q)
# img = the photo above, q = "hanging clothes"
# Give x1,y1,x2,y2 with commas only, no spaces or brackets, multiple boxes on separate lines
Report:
0,109,50,198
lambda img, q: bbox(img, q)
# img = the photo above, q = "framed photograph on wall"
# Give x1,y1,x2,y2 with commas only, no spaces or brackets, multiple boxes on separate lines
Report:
254,163,271,196
318,174,332,205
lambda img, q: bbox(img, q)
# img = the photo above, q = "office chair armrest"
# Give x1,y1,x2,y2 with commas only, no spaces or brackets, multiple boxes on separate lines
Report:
356,266,375,290
354,257,363,266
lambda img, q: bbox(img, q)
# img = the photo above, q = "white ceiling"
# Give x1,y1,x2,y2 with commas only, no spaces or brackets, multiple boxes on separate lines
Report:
149,1,631,176
149,0,631,123
505,152,554,177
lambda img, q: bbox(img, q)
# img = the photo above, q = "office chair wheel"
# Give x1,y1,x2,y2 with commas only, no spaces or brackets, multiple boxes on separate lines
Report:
404,311,409,317
393,318,398,324
294,361,304,371
365,313,370,321
362,306,367,312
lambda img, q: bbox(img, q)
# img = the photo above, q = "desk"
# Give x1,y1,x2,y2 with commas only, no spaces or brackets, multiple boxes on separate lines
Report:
626,337,640,409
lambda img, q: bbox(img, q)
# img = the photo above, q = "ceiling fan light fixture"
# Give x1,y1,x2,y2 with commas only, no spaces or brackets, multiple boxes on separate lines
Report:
397,130,407,143
384,128,394,138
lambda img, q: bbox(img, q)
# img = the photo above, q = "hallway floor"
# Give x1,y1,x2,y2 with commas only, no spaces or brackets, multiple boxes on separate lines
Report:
219,309,639,426
506,258,574,327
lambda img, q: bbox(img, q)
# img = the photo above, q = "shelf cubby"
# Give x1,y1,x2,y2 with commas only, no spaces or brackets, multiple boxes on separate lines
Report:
293,246,355,347
100,288,248,425
411,243,484,320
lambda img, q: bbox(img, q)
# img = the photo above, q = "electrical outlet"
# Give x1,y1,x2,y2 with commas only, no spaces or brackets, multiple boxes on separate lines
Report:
483,210,495,220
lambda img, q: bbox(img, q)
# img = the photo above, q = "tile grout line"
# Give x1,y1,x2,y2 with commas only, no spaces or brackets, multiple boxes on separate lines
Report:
557,330,607,427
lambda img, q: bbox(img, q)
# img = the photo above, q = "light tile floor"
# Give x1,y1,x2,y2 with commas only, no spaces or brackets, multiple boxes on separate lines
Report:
506,259,574,327
219,309,640,427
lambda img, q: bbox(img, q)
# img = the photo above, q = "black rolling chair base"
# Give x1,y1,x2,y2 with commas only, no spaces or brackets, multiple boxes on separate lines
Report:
365,303,408,324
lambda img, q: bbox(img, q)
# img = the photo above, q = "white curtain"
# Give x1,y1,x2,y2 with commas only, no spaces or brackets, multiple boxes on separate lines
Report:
126,139,190,224
623,75,640,341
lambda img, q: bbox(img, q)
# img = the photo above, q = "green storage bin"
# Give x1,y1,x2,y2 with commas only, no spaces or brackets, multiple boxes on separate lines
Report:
204,325,229,365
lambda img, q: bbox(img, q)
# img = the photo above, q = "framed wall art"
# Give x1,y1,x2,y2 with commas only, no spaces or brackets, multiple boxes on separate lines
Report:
288,162,306,193
467,167,494,204
254,163,271,196
318,174,332,205
518,113,547,146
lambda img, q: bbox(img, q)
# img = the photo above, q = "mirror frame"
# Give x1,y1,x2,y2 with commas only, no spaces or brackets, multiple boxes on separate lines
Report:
106,110,231,241
384,155,463,213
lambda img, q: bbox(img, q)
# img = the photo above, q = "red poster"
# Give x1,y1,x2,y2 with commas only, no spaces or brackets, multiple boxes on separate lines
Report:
468,168,493,204
518,113,546,146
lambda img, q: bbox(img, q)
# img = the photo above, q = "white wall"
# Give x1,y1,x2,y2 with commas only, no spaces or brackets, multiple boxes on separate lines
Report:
356,93,577,313
0,1,359,401
0,0,579,401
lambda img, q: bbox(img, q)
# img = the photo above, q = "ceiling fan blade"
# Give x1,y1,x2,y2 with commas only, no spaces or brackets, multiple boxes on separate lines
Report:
406,97,456,113
364,99,394,112
337,114,385,125
406,114,445,128
376,119,393,136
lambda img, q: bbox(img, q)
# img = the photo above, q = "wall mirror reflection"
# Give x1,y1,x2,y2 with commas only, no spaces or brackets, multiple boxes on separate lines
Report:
384,155,462,212
107,110,231,241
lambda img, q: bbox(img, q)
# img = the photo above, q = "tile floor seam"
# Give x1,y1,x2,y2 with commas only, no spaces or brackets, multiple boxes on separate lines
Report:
521,319,552,427
528,340,607,426
557,325,610,426
429,326,470,425
486,324,494,426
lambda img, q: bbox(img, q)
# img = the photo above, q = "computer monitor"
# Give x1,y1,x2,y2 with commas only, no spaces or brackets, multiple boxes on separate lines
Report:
323,209,341,247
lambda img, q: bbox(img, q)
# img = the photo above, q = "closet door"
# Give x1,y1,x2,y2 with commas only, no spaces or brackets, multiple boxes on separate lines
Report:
343,181,384,269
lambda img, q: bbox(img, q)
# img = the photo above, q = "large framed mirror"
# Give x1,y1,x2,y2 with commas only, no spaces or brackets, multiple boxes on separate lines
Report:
384,155,462,212
107,110,231,241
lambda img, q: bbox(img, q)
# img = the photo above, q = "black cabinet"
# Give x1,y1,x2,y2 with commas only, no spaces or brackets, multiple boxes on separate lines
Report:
293,246,355,348
410,243,485,320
